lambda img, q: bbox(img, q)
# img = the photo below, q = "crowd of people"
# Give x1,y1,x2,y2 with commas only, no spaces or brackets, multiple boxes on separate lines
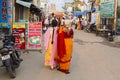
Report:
43,14,74,74
72,9,97,32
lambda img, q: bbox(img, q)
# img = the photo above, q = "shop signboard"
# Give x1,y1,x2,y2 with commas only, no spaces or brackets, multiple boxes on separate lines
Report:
27,22,42,50
0,0,12,28
100,1,114,18
12,22,26,50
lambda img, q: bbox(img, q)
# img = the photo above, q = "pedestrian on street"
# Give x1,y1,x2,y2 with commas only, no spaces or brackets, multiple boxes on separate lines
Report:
44,17,49,29
57,17,61,27
44,17,58,70
74,17,79,29
57,22,74,74
61,17,65,26
77,18,81,30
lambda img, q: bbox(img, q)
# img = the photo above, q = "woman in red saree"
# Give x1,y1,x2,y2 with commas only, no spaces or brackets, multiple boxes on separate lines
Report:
57,23,74,74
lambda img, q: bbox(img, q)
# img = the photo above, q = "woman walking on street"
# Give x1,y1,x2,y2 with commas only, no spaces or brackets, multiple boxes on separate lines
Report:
57,23,74,74
44,17,58,70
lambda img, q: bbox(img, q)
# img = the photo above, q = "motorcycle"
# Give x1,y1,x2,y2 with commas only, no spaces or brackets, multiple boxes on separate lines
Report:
85,23,96,33
0,37,22,78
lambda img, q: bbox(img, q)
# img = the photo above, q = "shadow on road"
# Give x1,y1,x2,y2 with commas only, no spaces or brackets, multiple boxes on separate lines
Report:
74,38,120,48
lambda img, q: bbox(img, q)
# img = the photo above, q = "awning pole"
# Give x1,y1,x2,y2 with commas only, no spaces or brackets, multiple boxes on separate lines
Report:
114,0,118,32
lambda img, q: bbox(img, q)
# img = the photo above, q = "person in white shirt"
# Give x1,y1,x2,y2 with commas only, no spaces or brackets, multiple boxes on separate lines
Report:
44,17,49,27
90,10,97,24
87,10,97,32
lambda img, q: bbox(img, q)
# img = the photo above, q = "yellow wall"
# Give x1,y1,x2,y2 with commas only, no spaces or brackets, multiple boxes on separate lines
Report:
24,8,30,20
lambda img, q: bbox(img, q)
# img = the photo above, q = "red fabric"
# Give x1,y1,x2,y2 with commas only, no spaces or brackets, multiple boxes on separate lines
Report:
42,19,45,27
57,28,66,58
64,29,74,38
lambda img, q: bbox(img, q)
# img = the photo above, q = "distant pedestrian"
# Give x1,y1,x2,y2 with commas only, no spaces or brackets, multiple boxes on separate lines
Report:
57,17,61,27
44,17,49,28
74,17,79,29
61,17,65,26
77,18,81,30
44,17,58,69
57,22,74,74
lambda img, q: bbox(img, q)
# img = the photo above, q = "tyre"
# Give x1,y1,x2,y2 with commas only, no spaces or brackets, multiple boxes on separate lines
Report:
108,36,113,41
6,66,16,78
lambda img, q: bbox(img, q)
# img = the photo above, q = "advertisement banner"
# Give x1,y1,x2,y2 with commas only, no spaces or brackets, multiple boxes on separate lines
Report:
28,22,42,50
0,0,12,28
12,22,26,50
100,1,114,18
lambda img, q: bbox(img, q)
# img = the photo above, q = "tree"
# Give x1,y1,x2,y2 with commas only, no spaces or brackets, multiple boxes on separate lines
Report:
62,0,81,14
72,0,81,11
74,0,80,2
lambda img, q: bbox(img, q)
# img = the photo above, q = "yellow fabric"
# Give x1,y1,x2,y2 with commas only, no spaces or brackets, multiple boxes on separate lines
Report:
59,38,73,71
96,11,101,29
77,22,81,30
59,27,63,33
44,33,53,66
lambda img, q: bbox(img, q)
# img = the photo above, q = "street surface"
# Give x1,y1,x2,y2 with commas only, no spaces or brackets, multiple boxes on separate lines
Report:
0,29,120,80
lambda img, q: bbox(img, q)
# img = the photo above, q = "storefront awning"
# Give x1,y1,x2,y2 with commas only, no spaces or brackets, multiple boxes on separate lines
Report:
73,11,84,16
73,8,97,16
16,0,41,15
16,0,32,8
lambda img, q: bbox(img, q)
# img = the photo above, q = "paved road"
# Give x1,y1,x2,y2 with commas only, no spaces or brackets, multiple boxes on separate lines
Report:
0,29,120,80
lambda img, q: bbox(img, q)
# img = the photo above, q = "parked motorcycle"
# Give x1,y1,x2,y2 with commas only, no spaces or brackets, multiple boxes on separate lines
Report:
85,23,96,33
107,31,114,41
0,36,22,78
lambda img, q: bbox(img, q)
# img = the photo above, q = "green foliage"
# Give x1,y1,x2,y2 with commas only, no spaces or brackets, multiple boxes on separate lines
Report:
62,0,81,12
62,6,67,10
72,0,81,11
74,0,80,2
74,6,81,11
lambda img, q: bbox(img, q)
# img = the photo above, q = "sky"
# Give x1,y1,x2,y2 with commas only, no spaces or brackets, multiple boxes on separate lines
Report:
47,0,88,11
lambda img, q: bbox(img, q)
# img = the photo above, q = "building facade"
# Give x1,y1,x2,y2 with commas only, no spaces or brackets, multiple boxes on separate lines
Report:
15,0,41,22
